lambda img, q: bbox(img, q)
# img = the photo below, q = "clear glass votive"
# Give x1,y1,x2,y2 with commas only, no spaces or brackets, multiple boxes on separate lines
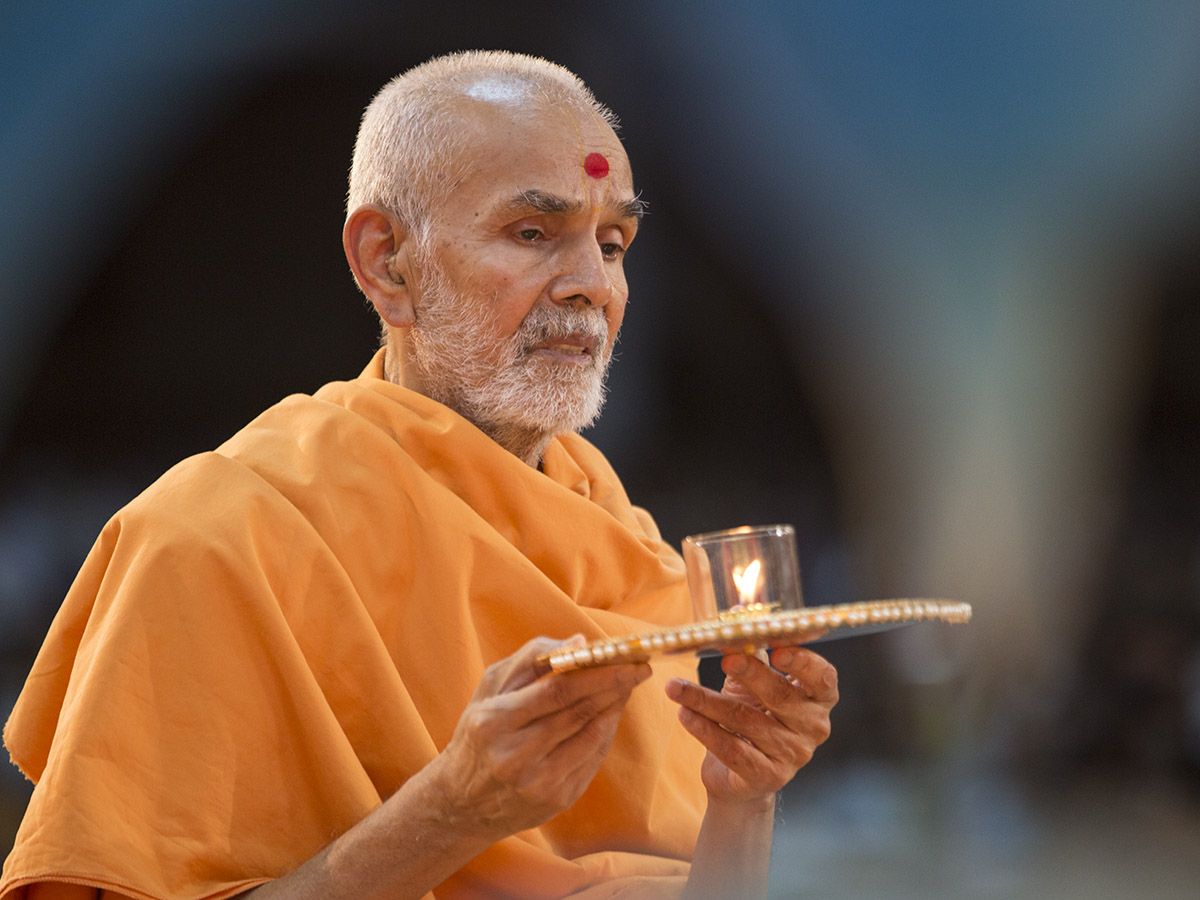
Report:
682,524,803,621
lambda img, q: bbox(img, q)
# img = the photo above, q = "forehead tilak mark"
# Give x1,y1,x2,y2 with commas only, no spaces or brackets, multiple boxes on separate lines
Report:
584,153,610,179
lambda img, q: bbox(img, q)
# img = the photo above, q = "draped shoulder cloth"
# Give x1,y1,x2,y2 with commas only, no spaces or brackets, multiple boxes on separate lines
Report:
2,352,706,900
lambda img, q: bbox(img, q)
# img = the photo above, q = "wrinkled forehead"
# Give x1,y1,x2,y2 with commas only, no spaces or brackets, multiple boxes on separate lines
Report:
445,79,633,191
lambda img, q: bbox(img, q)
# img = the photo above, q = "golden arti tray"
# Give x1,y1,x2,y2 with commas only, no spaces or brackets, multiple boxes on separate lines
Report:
536,599,971,675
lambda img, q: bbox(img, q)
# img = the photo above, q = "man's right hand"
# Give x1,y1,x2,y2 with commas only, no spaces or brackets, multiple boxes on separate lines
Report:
240,635,649,899
426,636,652,839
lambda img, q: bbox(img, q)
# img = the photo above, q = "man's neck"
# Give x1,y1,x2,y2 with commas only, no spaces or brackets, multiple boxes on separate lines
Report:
384,344,552,468
476,422,553,469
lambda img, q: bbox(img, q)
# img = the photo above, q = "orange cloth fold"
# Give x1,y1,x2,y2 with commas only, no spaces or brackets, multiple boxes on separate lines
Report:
2,351,706,899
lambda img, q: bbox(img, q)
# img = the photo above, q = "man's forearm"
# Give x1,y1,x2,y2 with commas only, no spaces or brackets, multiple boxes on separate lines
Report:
683,794,776,900
241,755,497,900
238,642,649,899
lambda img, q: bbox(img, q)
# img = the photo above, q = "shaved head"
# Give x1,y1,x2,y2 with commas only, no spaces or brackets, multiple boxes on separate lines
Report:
347,50,618,241
342,51,636,464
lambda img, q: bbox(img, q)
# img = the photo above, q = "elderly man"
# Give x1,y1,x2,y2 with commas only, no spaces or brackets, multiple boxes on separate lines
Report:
2,51,837,899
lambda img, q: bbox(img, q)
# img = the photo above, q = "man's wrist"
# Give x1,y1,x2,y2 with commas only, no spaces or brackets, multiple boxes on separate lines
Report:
704,791,777,818
411,755,477,838
411,750,508,847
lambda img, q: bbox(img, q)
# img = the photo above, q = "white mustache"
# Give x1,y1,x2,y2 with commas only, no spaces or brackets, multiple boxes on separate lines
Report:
516,306,608,354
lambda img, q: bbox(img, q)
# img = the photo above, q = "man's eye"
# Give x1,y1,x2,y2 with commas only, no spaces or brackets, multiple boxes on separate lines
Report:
517,228,543,242
600,242,626,260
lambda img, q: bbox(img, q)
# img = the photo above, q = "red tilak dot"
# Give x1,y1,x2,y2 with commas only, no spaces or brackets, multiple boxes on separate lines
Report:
583,152,609,179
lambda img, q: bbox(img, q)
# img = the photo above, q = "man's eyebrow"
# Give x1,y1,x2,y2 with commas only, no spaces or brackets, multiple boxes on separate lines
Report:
509,189,584,216
507,189,648,222
617,194,648,221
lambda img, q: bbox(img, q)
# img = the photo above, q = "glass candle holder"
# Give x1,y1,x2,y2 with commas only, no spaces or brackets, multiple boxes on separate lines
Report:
682,524,803,621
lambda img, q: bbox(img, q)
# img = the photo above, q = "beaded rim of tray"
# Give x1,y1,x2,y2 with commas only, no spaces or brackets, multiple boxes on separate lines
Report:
535,599,972,675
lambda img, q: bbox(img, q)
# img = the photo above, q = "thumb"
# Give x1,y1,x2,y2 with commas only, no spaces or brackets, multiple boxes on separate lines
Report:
502,634,588,693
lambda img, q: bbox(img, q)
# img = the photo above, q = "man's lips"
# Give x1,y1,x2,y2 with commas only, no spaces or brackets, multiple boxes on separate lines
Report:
526,333,601,362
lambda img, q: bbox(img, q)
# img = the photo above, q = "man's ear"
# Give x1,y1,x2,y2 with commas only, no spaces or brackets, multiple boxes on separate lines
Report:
343,204,417,328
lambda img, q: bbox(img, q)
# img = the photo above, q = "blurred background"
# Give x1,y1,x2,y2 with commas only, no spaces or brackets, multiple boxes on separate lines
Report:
2,1,1199,896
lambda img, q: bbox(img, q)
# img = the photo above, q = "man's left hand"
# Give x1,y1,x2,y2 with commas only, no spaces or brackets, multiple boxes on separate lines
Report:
665,647,838,803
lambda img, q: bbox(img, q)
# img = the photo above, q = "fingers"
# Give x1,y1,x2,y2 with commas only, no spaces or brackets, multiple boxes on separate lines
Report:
719,648,838,713
498,661,652,727
767,647,839,706
497,676,638,757
440,635,652,837
540,700,625,780
721,653,798,710
467,635,651,756
665,649,838,799
476,635,585,696
675,703,782,780
666,677,803,761
499,701,628,818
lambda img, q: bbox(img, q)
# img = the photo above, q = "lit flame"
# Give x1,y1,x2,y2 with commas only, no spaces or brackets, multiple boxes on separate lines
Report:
731,559,763,607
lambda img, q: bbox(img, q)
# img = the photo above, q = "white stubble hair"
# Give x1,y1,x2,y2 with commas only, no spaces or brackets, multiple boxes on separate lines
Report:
407,252,615,439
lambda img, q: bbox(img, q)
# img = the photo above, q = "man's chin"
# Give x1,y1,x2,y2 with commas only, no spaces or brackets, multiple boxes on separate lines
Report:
483,388,606,437
494,403,605,438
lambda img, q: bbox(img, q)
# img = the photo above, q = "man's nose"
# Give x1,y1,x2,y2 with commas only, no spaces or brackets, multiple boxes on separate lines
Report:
548,238,614,309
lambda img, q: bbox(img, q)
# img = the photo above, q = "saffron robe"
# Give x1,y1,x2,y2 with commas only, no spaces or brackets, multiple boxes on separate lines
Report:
1,352,706,899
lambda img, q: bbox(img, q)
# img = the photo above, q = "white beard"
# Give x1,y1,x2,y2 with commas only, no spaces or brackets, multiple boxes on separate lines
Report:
406,256,615,440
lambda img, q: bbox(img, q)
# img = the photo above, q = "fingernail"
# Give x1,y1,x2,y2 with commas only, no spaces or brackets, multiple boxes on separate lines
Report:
725,654,749,674
563,633,586,649
823,669,837,688
774,648,794,666
665,678,686,700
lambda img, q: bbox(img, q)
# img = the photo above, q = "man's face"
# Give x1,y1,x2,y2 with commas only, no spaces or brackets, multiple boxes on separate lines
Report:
404,97,640,438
